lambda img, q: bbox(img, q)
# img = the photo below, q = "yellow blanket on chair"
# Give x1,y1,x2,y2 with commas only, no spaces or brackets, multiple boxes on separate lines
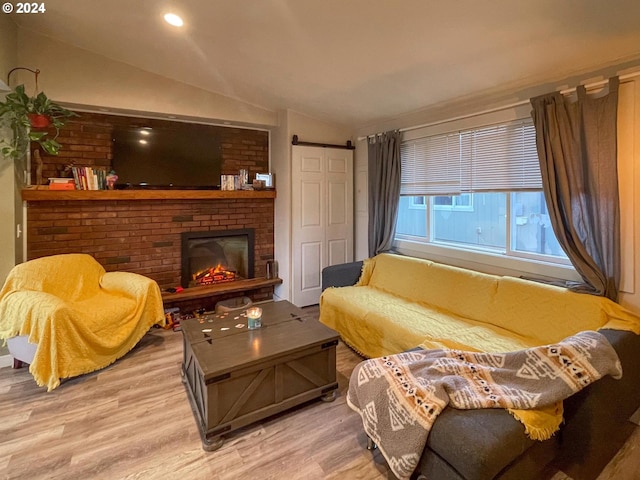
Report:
0,254,165,391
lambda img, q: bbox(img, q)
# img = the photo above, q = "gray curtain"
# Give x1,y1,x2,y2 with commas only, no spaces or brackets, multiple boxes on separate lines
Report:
368,130,402,256
530,77,620,301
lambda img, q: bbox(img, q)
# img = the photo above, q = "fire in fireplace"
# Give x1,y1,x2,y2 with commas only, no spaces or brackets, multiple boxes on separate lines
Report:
181,229,255,288
194,263,237,285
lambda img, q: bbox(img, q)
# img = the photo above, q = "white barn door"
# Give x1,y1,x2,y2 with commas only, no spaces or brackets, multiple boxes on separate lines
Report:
291,145,353,307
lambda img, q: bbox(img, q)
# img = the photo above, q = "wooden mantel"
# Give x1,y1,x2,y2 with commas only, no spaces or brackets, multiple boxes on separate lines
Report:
21,186,276,201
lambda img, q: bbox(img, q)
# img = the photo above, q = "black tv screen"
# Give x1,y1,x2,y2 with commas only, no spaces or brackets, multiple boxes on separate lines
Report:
112,121,222,188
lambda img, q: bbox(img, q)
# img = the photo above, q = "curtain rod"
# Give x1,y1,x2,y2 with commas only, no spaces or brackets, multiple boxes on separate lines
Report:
359,70,640,141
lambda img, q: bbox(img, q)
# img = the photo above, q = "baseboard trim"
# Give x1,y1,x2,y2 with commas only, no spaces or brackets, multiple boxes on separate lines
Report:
0,354,13,369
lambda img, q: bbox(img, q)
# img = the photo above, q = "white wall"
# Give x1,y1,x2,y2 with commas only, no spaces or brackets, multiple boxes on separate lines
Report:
0,16,18,284
15,29,277,127
271,111,292,301
271,110,354,301
285,110,354,146
618,79,640,313
0,16,17,79
354,138,369,260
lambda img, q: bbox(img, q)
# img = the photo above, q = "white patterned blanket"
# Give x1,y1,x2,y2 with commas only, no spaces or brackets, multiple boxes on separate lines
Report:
346,330,622,480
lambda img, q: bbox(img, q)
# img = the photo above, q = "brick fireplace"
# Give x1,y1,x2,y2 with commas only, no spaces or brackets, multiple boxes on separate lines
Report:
25,197,274,293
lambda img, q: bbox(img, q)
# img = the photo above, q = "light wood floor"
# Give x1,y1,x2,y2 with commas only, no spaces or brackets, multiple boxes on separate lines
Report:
1,307,638,480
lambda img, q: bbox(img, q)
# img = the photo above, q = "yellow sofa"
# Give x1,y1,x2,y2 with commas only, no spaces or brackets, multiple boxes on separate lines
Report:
0,254,165,391
320,253,640,358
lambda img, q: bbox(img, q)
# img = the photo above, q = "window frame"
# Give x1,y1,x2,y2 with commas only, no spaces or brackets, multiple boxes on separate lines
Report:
394,234,579,282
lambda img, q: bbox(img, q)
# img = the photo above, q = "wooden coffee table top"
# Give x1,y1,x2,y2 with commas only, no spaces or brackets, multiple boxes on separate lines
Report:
181,301,338,379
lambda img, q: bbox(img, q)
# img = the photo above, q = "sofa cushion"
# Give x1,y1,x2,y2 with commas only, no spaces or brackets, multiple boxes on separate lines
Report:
366,254,498,323
487,276,632,344
320,285,534,359
421,407,558,480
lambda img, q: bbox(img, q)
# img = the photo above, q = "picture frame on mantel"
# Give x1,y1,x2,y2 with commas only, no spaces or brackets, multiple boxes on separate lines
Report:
255,173,274,189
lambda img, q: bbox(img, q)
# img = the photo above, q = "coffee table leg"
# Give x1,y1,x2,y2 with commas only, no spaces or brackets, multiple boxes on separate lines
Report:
320,390,337,402
203,436,224,452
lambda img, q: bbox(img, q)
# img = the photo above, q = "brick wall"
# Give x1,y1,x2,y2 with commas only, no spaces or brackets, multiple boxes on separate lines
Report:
33,112,269,185
26,198,275,292
36,115,113,181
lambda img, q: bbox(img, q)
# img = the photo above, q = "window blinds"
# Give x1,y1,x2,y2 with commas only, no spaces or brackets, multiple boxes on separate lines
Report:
400,119,541,195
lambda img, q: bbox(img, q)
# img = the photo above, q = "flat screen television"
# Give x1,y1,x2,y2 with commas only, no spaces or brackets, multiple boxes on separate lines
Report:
111,121,222,189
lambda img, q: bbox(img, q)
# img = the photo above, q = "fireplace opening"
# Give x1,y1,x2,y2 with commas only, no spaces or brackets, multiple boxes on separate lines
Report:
181,229,255,288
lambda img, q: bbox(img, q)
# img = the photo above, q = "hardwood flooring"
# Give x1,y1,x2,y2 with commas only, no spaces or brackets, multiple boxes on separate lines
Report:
1,306,638,480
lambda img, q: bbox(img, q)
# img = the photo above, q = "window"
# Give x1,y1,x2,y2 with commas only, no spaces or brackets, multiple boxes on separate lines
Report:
397,193,568,263
432,193,504,250
510,191,565,259
397,196,427,237
395,118,570,267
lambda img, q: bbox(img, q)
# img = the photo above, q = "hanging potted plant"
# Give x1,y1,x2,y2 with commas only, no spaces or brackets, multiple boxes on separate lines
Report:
0,84,78,161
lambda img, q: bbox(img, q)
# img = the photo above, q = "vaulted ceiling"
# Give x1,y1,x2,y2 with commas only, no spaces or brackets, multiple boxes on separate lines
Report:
11,0,640,128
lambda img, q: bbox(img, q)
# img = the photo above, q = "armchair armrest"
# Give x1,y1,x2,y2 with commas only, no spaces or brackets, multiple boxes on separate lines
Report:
0,290,69,339
321,261,364,291
100,271,160,298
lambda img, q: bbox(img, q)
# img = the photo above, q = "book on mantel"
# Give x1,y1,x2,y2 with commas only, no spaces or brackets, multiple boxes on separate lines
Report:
48,178,76,190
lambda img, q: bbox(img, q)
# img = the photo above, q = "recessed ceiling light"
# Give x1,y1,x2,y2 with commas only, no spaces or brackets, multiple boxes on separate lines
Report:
139,139,149,145
164,13,184,27
139,128,151,136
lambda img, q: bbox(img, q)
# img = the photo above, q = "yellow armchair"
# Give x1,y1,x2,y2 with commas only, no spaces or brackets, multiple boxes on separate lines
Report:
0,254,165,391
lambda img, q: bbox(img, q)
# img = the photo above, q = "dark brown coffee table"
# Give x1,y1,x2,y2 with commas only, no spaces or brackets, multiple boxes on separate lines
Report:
181,300,339,451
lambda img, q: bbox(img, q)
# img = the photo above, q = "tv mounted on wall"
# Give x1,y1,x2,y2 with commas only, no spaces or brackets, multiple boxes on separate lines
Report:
112,120,222,189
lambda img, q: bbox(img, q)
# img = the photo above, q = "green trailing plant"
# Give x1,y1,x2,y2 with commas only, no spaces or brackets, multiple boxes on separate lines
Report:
0,84,78,160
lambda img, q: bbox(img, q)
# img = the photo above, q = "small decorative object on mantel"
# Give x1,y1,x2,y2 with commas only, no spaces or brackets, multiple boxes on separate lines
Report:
238,169,249,188
0,67,78,164
255,173,274,189
48,178,76,190
59,160,76,178
106,170,118,190
33,149,44,185
220,174,238,191
266,260,278,280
